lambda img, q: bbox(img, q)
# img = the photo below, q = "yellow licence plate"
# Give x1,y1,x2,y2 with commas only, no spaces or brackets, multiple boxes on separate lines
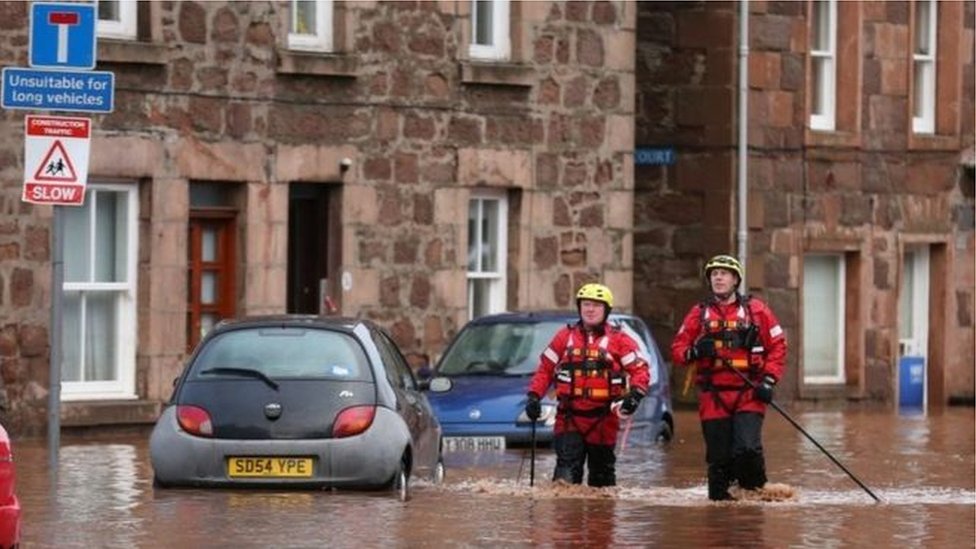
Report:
227,457,315,478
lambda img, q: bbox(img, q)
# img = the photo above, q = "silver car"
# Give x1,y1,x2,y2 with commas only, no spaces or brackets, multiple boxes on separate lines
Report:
149,316,444,500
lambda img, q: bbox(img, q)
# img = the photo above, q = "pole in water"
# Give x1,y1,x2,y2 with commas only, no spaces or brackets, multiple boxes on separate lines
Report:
529,419,536,487
728,366,881,503
618,415,633,455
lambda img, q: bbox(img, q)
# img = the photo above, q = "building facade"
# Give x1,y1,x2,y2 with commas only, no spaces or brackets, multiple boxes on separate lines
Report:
0,0,971,435
634,0,974,406
0,1,640,434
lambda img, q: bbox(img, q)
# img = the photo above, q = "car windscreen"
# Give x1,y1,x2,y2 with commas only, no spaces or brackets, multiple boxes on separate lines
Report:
188,327,372,382
437,320,565,376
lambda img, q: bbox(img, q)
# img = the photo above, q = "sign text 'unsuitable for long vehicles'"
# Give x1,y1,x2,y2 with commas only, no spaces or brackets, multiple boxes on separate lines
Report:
1,67,114,113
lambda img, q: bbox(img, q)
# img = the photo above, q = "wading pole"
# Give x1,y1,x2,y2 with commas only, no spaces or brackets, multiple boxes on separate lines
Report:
729,366,881,503
618,415,633,455
529,418,536,487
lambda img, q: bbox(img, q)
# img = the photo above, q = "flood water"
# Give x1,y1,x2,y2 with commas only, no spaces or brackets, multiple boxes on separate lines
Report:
11,407,975,547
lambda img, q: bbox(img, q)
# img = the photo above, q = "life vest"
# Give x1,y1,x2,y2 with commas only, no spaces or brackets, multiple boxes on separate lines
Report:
696,296,765,386
554,329,626,403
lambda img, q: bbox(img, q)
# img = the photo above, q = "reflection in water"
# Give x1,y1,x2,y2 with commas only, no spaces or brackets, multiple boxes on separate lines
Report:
10,408,975,547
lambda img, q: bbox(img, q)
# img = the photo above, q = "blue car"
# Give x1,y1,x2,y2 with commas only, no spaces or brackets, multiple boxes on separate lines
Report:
426,311,674,451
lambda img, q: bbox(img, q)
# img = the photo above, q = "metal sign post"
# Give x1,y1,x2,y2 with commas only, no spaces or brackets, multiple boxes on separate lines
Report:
0,1,115,472
48,207,63,470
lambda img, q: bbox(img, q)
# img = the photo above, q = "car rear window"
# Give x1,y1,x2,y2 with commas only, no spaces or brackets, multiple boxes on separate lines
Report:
437,320,564,375
189,327,372,381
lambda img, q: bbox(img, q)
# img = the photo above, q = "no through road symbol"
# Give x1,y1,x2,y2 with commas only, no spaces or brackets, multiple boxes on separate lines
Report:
22,114,91,206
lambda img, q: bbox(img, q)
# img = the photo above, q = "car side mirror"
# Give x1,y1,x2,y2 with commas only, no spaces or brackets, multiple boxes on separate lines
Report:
427,376,452,393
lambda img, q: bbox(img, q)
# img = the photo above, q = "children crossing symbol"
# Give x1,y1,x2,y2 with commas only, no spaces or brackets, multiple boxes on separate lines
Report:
33,140,77,182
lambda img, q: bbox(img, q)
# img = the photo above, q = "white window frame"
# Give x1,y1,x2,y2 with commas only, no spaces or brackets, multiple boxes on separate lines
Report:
466,190,508,320
469,0,510,61
809,0,837,131
287,0,334,52
912,0,937,134
97,0,137,40
61,183,139,401
802,254,846,384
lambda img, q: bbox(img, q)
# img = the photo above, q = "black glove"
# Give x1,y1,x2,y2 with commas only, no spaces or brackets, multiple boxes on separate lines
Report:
618,389,645,416
755,375,776,404
525,392,542,421
686,336,717,362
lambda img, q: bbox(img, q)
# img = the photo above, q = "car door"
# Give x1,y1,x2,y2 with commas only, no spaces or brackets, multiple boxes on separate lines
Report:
372,330,438,470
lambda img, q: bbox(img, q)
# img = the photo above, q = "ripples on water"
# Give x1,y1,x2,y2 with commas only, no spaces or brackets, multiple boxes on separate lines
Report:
12,409,975,548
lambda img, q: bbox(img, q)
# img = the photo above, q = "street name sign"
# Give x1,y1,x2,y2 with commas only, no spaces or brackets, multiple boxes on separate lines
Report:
634,147,677,166
1,67,114,113
22,114,91,206
30,2,97,69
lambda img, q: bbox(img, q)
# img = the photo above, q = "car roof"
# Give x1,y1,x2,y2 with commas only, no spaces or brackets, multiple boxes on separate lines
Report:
209,315,368,334
462,310,644,326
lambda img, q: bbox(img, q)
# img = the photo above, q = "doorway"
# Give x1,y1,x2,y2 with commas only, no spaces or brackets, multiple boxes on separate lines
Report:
898,246,930,409
288,183,340,314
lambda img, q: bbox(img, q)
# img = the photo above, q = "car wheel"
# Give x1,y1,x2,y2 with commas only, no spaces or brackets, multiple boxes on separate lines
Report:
656,418,674,443
431,456,445,485
389,459,409,502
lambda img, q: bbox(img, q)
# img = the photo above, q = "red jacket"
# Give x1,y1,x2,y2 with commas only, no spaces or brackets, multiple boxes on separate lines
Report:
671,295,787,420
528,321,650,444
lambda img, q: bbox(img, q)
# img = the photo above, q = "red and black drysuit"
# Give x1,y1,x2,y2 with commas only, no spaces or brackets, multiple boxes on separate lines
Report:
671,294,787,500
527,321,650,487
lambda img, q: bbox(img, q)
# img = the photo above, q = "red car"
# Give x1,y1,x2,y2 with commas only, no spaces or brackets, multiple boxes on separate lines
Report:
0,423,20,549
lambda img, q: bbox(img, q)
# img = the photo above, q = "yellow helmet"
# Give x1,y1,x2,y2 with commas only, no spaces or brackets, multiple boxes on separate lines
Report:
576,283,614,309
703,254,744,284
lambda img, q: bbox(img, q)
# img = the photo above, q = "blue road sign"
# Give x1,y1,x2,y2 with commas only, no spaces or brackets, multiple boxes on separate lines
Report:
30,2,97,70
1,67,114,113
635,147,676,166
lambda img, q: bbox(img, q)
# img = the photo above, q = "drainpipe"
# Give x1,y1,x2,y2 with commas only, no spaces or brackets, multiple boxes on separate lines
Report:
737,0,750,289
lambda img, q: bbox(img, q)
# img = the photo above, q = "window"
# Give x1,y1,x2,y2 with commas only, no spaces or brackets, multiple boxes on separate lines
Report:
469,0,510,61
912,0,937,134
802,254,845,383
809,0,837,130
62,184,139,400
374,330,415,390
467,191,508,320
288,0,333,52
97,0,137,40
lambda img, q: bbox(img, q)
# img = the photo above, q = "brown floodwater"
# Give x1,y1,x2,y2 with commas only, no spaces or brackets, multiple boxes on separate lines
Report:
10,407,975,547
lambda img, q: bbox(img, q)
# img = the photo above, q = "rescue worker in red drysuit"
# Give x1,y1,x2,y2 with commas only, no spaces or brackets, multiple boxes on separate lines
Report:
671,255,787,501
525,283,651,487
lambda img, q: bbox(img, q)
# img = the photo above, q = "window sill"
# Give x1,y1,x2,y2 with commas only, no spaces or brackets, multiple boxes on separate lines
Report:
460,61,535,88
804,128,861,148
908,132,960,152
97,40,168,66
276,50,358,77
61,399,162,427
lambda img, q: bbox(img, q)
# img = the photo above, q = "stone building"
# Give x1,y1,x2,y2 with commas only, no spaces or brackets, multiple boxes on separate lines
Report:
633,1,974,407
0,1,639,434
0,0,971,436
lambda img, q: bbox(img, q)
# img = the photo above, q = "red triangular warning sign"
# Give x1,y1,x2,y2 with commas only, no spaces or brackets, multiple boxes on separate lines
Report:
33,140,78,183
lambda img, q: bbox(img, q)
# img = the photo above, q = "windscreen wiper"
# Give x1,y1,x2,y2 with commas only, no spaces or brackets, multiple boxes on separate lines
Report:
200,367,279,390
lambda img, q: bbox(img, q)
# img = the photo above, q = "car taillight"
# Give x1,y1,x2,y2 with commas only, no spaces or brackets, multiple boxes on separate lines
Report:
332,406,375,438
176,405,213,437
